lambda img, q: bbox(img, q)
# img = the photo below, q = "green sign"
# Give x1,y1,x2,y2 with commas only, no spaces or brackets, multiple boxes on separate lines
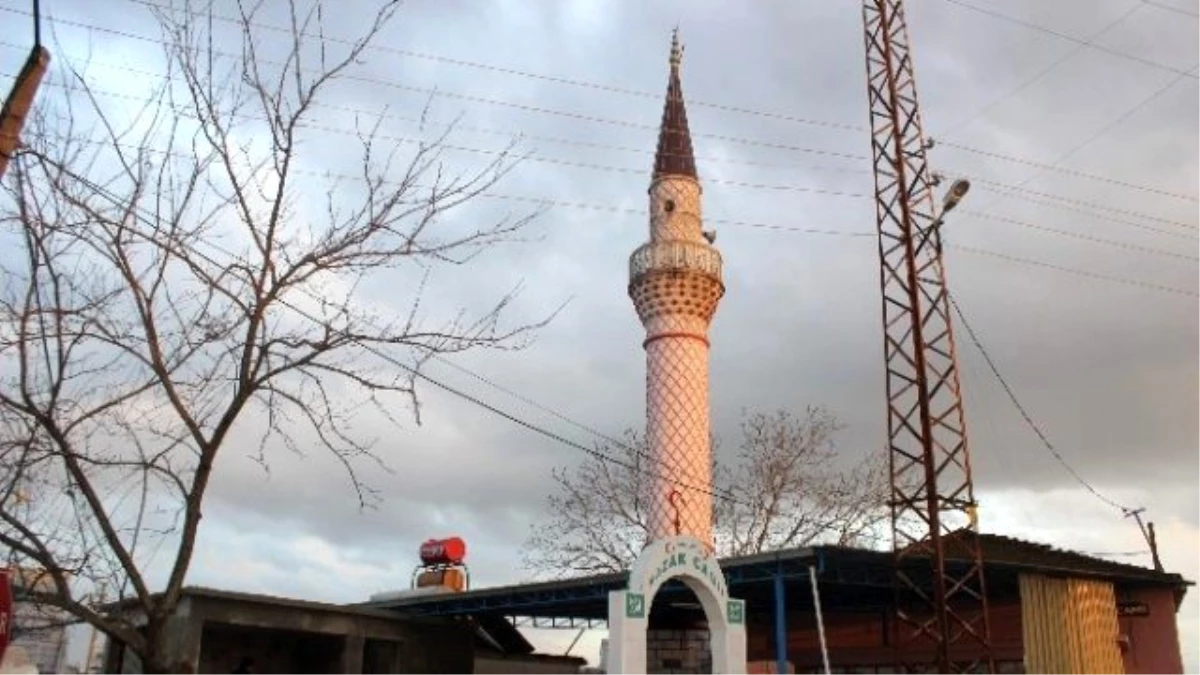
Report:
644,539,728,600
727,599,745,625
625,592,646,618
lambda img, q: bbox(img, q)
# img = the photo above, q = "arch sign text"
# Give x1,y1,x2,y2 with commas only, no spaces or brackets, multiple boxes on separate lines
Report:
606,535,747,673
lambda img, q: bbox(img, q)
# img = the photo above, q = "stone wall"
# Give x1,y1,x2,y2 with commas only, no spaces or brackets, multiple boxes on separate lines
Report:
646,628,711,674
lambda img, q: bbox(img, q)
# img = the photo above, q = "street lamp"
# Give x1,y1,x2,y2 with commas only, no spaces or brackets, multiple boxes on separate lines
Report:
931,178,970,255
940,178,970,215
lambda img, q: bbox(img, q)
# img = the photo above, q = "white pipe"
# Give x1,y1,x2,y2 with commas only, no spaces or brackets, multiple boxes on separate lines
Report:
808,565,830,675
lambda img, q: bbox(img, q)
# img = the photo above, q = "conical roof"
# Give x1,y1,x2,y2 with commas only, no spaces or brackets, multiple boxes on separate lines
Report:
652,30,696,180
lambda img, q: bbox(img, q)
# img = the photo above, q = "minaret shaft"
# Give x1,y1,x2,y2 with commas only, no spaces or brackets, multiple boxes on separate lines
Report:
629,32,723,548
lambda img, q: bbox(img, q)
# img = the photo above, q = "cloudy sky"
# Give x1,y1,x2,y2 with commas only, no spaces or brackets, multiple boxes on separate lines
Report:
1,0,1196,669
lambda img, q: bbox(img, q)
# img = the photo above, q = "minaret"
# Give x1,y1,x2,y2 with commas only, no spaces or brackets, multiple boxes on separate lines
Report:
629,30,724,549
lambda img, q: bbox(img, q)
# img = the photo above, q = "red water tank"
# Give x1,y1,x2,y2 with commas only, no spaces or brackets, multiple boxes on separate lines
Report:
419,537,466,566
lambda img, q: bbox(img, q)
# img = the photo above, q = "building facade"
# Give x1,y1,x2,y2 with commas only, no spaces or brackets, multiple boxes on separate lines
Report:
370,534,1191,674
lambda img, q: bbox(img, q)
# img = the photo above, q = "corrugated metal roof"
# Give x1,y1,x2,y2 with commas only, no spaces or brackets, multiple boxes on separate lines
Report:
361,533,1188,621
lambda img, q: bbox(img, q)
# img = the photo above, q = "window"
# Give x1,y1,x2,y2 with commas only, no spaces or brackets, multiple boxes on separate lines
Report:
664,199,676,213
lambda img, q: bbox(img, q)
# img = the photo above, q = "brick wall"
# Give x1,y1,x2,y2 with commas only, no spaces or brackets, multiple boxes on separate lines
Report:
646,628,712,674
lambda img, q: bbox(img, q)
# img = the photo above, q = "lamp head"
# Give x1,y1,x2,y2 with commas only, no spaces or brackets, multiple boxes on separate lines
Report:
941,178,970,214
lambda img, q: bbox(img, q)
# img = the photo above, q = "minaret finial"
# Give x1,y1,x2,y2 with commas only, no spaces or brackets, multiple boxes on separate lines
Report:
670,26,683,70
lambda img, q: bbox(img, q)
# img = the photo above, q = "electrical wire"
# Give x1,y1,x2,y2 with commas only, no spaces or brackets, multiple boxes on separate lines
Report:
425,354,632,455
0,4,1195,204
298,121,869,199
962,66,1199,228
0,40,871,166
5,61,1196,251
940,0,1198,79
123,0,864,133
967,191,1199,241
0,8,862,152
938,141,1197,203
9,115,1195,294
5,56,1194,238
15,146,1187,569
946,292,1138,514
9,151,757,514
1140,0,1200,18
965,176,1197,231
958,211,1199,261
950,245,1197,296
940,1,1147,138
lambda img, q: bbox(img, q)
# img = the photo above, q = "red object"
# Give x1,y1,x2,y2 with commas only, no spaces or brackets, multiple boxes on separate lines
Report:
419,537,466,566
0,568,12,666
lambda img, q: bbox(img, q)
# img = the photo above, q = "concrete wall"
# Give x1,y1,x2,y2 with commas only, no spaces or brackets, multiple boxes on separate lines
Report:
198,622,343,674
103,590,473,674
184,593,472,674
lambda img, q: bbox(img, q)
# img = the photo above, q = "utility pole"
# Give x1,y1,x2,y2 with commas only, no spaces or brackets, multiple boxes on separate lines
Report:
0,0,50,180
862,1,993,671
1125,508,1163,572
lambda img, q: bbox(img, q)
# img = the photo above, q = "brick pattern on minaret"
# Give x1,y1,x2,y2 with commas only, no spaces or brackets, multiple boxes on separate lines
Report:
628,31,724,549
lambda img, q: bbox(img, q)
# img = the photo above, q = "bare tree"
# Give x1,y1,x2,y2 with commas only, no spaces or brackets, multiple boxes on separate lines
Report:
523,407,888,577
0,1,548,671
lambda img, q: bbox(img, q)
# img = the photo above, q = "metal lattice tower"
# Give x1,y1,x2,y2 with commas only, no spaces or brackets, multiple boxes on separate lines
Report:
862,1,994,671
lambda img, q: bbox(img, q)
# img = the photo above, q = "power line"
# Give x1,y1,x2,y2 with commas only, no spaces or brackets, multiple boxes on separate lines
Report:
1,6,1194,204
950,245,1198,296
0,7,864,150
1140,0,1200,18
426,353,632,453
947,292,1139,514
989,195,1198,242
941,1,1147,138
967,176,1197,231
7,63,1197,247
962,66,1199,225
9,151,755,514
0,64,868,179
938,141,1197,203
13,149,1185,559
5,55,1196,291
0,40,871,164
940,0,1199,79
958,211,1199,261
11,118,1195,294
309,123,873,199
124,0,864,134
1079,549,1149,558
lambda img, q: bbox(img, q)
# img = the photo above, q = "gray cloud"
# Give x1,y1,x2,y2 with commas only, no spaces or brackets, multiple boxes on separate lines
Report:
4,0,1196,668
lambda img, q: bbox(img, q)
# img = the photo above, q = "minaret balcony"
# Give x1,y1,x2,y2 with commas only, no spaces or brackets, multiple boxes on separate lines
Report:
629,240,722,284
628,240,725,325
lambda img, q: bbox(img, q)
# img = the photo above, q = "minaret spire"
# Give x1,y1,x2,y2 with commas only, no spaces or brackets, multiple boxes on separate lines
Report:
653,28,696,179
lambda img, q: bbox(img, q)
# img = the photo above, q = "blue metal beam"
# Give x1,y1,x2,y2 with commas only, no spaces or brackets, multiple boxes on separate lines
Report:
774,564,788,675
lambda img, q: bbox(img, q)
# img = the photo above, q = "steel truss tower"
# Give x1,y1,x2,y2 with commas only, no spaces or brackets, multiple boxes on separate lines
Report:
862,1,994,671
